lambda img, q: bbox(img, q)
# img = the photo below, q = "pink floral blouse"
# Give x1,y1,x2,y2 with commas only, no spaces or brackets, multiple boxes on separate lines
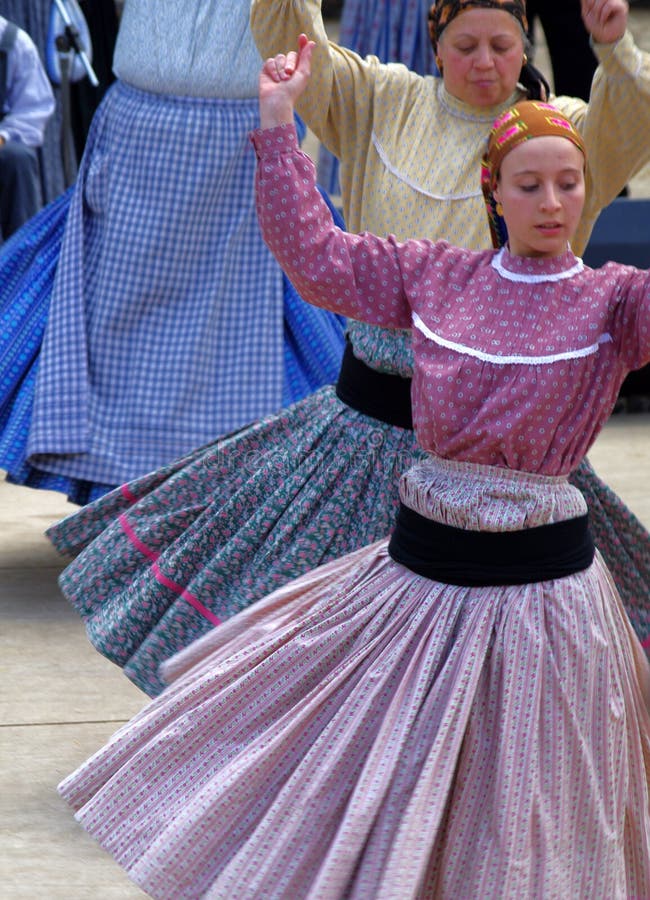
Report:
253,124,650,476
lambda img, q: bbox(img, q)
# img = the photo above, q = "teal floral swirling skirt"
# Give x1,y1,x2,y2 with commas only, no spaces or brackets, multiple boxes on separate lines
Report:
48,385,650,696
49,387,425,695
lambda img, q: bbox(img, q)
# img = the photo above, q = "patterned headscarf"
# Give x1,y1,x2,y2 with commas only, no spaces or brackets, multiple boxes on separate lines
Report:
427,0,548,101
485,101,586,189
481,101,587,247
428,0,528,52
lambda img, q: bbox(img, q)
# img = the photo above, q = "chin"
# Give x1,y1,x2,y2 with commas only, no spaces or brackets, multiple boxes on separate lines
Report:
470,86,506,107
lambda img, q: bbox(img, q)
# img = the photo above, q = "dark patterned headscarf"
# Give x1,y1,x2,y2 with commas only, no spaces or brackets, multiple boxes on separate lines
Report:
428,0,528,51
427,0,548,101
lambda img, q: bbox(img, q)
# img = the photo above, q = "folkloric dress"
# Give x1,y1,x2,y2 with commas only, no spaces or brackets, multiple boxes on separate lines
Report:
57,123,650,899
47,1,650,693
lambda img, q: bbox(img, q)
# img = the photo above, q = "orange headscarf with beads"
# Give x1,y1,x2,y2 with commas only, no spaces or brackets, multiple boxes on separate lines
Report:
481,101,587,247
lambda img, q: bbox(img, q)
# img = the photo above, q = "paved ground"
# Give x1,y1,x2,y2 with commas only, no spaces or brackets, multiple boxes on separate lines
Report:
2,9,650,899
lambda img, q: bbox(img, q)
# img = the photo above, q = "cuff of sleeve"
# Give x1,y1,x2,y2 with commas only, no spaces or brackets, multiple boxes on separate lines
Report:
592,30,640,75
250,122,300,157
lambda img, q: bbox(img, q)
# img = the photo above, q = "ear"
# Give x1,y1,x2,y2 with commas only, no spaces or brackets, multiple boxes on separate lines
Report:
492,185,501,205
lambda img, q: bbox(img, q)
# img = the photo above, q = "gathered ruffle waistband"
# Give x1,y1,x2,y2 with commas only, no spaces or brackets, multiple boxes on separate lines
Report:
399,456,587,532
390,457,593,585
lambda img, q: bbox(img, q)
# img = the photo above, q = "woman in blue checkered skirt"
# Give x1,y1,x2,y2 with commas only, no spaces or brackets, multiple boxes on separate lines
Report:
0,0,346,506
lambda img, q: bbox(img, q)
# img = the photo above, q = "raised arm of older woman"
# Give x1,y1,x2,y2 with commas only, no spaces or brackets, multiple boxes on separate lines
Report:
250,0,398,168
552,0,650,252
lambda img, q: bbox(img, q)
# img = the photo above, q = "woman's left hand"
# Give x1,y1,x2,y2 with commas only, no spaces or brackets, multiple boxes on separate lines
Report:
581,0,628,45
259,34,316,129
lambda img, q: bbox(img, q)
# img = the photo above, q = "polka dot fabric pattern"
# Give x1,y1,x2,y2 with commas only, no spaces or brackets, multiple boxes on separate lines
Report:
253,125,650,477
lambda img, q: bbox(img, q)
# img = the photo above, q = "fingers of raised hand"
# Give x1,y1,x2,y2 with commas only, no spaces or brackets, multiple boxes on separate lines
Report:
263,53,293,81
581,0,627,41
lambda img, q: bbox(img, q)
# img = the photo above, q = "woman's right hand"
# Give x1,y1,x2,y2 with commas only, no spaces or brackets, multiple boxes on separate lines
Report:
259,34,316,129
581,0,628,45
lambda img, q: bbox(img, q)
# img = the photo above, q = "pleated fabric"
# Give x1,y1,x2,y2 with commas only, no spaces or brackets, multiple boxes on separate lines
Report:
339,0,437,74
50,386,424,694
0,188,112,503
48,381,650,696
570,458,650,643
58,458,650,899
25,84,288,484
0,94,344,502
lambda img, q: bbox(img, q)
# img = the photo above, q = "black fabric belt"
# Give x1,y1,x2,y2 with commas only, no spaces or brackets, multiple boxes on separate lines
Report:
335,338,413,430
388,502,595,586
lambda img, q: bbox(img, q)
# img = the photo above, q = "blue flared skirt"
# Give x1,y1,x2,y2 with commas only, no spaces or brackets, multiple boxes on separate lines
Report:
0,167,345,504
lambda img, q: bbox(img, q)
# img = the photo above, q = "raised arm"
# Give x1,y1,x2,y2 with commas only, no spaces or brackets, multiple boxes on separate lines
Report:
250,0,387,161
553,0,650,252
255,37,413,329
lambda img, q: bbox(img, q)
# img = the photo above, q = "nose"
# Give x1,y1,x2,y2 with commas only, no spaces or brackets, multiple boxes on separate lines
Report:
540,184,561,211
473,43,494,69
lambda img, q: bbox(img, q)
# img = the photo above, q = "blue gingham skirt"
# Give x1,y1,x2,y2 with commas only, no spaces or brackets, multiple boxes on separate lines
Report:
22,81,344,488
0,84,344,500
0,189,108,503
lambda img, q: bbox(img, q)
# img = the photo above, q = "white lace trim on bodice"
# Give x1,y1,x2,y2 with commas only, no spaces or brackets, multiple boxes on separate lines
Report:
412,312,612,365
491,247,584,282
371,131,482,201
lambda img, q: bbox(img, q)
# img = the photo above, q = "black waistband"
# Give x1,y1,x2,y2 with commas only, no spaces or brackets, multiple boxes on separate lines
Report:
335,338,413,430
388,502,595,586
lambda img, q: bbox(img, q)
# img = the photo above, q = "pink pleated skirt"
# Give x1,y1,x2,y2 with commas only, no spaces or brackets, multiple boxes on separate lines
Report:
59,457,650,898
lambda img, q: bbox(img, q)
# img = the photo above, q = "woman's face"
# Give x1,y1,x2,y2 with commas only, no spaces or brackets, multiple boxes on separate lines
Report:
437,8,525,107
493,136,586,259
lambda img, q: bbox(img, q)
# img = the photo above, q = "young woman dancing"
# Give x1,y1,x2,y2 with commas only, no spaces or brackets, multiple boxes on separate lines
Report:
57,37,650,898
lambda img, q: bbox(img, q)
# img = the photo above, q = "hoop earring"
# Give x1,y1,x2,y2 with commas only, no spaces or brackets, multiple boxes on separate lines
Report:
522,53,528,65
436,55,443,74
495,201,504,216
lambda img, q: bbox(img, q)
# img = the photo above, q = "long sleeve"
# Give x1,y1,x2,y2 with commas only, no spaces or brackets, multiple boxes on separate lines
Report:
605,263,650,372
252,123,414,329
0,25,54,147
250,0,383,162
553,31,650,254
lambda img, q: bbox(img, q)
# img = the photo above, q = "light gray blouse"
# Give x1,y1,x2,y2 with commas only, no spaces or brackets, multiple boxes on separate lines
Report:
113,0,261,98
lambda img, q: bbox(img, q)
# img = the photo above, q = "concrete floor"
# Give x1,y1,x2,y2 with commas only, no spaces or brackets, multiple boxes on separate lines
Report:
2,9,650,900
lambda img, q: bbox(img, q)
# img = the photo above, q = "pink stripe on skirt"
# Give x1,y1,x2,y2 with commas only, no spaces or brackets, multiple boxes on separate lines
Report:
59,459,650,898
